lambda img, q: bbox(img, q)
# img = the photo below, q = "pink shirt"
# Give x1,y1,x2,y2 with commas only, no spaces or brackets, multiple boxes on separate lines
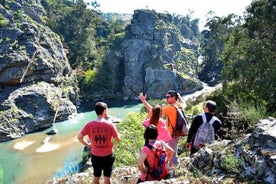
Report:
143,118,171,142
80,120,119,156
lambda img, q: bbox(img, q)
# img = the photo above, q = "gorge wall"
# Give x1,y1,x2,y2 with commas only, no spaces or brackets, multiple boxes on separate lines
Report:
0,0,78,141
107,10,202,99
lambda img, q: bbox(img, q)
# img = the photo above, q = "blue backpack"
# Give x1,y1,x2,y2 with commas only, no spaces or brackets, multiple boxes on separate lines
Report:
144,142,169,181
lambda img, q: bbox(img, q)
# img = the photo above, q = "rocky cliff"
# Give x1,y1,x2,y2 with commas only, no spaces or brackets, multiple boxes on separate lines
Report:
107,10,202,99
0,0,78,141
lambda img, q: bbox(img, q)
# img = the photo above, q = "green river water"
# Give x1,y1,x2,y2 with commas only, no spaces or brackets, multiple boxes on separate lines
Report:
0,101,143,184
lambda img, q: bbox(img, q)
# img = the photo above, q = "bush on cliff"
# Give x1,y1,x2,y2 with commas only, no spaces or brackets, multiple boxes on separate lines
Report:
114,112,147,167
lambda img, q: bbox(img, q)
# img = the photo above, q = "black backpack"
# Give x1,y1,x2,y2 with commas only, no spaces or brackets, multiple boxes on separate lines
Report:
169,105,189,137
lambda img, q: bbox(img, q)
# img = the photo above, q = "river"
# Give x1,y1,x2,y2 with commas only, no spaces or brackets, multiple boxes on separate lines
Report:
0,83,221,184
0,100,143,184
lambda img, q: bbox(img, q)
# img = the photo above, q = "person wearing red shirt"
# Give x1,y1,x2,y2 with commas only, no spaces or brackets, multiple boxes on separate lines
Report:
78,102,120,184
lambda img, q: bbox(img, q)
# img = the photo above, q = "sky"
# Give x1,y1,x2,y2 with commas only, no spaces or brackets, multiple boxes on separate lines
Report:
87,0,253,29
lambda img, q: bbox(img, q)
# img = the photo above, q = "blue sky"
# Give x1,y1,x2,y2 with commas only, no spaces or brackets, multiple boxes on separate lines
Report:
86,0,253,29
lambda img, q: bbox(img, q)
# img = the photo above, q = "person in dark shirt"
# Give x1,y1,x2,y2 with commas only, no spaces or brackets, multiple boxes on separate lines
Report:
186,100,222,156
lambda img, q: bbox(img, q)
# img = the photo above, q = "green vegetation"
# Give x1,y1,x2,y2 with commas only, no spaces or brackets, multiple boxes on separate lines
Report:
199,0,275,136
14,10,23,19
222,0,275,116
0,14,8,27
114,112,146,167
221,152,242,173
42,0,127,96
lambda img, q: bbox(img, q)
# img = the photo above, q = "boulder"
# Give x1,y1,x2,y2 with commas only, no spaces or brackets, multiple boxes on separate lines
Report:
237,117,276,183
0,82,77,141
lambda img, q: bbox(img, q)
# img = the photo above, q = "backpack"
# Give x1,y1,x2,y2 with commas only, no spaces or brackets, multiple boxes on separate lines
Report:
169,105,189,137
144,142,169,181
193,113,218,149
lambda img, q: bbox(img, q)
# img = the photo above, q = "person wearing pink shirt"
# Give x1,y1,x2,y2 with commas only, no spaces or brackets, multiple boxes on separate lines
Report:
78,102,120,184
142,104,171,143
137,125,174,183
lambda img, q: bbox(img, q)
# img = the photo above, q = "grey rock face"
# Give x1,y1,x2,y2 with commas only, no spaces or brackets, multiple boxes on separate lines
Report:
121,10,201,99
239,117,276,183
0,1,78,141
0,82,77,141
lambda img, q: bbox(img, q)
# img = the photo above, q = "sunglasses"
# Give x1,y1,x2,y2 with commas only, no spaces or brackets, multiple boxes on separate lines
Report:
166,95,172,99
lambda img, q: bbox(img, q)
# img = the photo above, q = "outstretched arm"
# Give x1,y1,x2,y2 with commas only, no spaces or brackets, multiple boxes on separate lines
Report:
177,93,187,109
138,93,152,112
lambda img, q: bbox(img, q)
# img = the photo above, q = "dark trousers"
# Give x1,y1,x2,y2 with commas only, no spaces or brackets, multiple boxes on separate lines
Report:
191,146,199,156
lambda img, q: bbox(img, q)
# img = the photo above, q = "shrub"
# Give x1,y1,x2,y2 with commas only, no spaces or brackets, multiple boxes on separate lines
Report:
0,14,8,27
114,112,147,167
227,96,266,129
220,152,242,173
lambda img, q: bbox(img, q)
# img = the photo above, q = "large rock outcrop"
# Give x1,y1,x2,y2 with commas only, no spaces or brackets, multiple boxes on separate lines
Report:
0,0,78,141
108,10,202,99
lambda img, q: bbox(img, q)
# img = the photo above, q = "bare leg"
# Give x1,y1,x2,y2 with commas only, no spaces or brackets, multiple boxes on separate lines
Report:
104,176,111,184
93,176,100,184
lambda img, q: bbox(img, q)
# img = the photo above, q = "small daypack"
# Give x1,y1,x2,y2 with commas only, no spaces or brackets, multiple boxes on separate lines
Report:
169,105,189,137
144,142,169,181
193,113,217,149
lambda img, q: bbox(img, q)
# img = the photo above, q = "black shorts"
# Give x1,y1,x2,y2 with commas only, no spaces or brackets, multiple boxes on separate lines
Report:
91,153,115,177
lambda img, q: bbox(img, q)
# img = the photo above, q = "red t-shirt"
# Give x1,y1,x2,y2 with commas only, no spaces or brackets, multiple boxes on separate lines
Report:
80,120,119,156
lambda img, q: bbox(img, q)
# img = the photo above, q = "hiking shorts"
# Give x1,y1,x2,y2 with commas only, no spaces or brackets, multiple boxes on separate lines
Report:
91,153,115,177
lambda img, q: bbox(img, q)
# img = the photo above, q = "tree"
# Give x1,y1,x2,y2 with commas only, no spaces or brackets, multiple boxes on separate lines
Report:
199,14,237,84
222,0,276,113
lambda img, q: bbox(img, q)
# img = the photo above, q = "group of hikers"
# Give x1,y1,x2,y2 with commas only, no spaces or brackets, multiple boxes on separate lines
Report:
77,89,222,184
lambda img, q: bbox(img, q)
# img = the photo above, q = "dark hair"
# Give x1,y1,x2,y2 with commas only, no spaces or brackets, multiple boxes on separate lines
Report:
144,124,158,144
205,100,216,113
95,102,107,115
167,90,178,100
150,104,162,126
